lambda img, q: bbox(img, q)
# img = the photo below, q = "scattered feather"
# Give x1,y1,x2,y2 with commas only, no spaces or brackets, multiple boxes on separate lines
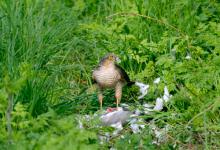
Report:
120,135,125,139
153,77,160,84
153,98,164,111
135,82,150,99
78,120,83,129
120,103,129,108
130,124,140,133
143,103,154,108
163,86,172,102
185,54,191,59
134,109,141,116
144,108,154,114
99,133,110,144
153,125,169,144
129,117,145,134
111,122,123,136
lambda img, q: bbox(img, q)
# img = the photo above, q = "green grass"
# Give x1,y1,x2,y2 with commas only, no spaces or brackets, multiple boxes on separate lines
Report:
0,0,220,149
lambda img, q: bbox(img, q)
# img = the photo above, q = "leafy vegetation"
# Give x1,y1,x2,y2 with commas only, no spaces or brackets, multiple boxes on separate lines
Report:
0,0,220,149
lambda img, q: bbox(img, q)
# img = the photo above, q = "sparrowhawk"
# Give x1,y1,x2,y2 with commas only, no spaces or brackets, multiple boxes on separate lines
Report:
92,53,134,109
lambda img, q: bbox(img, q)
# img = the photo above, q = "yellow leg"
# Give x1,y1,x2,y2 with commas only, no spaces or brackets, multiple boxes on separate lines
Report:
115,83,122,109
116,97,119,109
98,90,103,110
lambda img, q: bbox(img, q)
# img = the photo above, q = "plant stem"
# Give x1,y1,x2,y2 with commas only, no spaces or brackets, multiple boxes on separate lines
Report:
106,12,187,37
6,93,13,144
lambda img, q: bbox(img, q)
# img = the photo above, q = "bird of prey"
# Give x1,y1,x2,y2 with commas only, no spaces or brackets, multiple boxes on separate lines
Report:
92,53,134,109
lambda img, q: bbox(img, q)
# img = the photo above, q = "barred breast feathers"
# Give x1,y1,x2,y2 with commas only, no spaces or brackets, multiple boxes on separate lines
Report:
93,66,121,87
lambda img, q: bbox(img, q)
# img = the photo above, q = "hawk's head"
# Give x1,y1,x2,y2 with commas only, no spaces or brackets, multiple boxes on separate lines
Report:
100,53,121,66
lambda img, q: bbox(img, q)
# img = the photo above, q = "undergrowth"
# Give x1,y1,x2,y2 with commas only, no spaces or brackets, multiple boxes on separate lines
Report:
0,0,220,149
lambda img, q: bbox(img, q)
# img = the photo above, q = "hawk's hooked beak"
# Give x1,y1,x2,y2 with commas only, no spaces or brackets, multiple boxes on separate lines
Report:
116,57,121,63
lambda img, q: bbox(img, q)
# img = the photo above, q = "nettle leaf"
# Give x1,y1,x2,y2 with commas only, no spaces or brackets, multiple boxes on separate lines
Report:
213,56,220,65
0,88,8,113
12,102,29,119
209,22,220,36
156,55,174,68
214,44,220,54
136,61,155,80
212,97,220,112
73,0,85,12
174,62,189,74
2,63,32,94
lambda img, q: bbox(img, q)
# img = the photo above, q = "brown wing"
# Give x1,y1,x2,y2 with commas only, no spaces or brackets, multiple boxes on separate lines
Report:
91,67,99,84
115,64,134,86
